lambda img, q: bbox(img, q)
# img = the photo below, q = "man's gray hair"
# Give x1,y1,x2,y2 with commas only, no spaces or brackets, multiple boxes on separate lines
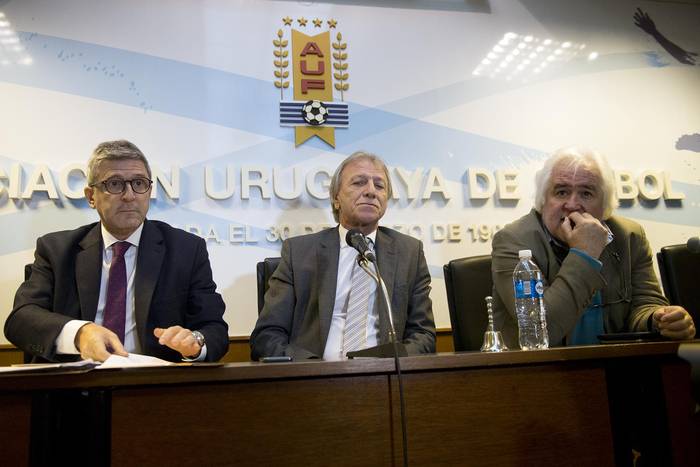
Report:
87,140,151,185
329,151,392,223
534,146,618,219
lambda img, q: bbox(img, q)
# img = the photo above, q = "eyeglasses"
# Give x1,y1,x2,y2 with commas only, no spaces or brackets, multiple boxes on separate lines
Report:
92,177,153,194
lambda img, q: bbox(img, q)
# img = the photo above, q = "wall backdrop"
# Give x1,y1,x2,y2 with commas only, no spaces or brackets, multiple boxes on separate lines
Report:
1,0,699,343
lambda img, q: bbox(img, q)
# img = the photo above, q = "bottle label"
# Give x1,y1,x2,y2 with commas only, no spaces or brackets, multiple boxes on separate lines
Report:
515,279,544,299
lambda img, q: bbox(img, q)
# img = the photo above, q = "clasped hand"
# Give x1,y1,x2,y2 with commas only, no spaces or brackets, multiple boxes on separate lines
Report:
653,306,696,340
555,211,609,259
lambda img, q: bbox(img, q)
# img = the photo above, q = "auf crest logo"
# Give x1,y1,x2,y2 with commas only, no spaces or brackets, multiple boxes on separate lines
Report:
273,16,350,148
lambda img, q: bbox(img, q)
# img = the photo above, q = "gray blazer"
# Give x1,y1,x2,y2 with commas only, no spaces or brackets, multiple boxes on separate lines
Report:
250,226,436,359
491,209,668,348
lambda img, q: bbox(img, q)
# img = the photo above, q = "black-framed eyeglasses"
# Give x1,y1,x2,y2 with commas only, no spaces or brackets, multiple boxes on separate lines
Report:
92,177,153,194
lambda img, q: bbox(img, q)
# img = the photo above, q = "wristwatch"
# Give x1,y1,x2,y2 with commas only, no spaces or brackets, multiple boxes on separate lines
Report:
192,330,205,348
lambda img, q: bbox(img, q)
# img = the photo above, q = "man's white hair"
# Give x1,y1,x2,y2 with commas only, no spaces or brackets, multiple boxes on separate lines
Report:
534,146,618,219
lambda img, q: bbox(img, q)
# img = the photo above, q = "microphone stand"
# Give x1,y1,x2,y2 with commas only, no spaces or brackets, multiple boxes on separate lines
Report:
348,256,409,467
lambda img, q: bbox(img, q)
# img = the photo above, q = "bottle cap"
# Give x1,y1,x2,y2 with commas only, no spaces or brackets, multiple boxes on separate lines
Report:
518,249,532,258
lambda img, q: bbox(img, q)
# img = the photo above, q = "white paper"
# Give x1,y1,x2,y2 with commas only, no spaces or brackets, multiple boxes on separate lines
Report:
96,353,175,369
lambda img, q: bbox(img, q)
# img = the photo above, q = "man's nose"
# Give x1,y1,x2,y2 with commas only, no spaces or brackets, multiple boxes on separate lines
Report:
121,183,136,200
563,194,582,210
363,182,377,197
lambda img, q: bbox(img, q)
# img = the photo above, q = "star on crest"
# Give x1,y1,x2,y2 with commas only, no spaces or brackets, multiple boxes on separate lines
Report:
297,17,308,27
327,19,337,28
282,16,293,26
312,18,322,27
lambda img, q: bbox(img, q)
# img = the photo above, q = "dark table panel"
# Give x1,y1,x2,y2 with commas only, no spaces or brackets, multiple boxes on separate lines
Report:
395,364,614,467
0,393,31,466
111,375,393,467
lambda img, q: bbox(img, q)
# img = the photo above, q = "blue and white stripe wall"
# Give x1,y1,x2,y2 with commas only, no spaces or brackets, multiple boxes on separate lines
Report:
1,0,699,342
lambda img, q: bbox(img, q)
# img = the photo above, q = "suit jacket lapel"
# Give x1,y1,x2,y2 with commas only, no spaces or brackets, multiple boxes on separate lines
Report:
599,220,625,303
317,227,340,348
76,224,103,321
134,220,165,350
376,228,396,344
526,210,562,282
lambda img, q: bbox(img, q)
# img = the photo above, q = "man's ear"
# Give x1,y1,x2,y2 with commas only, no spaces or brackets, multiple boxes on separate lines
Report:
84,186,96,208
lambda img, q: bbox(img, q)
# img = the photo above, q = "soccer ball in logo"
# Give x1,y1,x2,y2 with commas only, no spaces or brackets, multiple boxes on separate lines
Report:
301,100,328,126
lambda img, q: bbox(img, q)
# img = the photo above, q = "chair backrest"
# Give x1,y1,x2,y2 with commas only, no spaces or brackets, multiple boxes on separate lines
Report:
443,255,492,351
23,264,33,363
256,257,281,314
657,244,700,326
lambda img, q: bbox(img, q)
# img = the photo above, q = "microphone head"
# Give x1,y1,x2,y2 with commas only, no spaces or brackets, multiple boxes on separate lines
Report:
345,229,376,262
687,237,700,254
346,229,362,247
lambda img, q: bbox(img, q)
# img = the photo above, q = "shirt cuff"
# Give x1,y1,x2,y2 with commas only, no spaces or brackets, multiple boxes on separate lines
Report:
570,248,603,271
182,344,208,362
56,320,92,355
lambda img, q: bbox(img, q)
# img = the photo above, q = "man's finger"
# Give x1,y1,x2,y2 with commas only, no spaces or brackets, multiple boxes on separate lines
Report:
567,211,584,223
559,216,573,236
107,334,128,357
660,327,695,340
156,326,177,343
94,349,112,362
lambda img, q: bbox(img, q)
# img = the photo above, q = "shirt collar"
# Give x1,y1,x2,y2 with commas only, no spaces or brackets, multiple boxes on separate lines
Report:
101,222,144,252
338,224,377,249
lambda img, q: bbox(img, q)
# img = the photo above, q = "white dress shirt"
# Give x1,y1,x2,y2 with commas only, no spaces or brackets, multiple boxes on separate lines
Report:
322,225,379,361
56,223,144,354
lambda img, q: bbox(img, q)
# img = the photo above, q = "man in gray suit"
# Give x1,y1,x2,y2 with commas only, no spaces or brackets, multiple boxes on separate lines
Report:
250,151,435,360
491,146,695,348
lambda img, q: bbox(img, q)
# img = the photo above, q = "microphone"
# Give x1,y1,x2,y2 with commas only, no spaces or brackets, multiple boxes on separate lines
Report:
343,231,407,359
345,229,376,262
688,237,700,253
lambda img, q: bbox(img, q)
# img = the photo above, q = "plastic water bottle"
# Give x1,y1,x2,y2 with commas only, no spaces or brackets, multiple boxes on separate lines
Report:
513,249,549,350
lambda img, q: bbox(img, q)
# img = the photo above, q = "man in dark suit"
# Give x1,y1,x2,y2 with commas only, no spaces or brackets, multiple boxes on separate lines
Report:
5,140,228,362
250,151,435,360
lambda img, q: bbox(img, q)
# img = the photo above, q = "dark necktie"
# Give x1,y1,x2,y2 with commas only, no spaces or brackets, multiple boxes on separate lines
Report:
103,241,131,343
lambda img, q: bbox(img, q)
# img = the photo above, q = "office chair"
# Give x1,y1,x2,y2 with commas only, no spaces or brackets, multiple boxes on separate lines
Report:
256,257,281,314
657,244,700,326
443,255,492,351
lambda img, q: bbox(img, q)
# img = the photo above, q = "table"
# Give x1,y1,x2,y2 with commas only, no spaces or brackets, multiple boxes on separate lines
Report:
1,341,697,467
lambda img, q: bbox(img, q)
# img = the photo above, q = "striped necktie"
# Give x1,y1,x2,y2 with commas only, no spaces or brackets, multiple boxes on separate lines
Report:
342,240,374,355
